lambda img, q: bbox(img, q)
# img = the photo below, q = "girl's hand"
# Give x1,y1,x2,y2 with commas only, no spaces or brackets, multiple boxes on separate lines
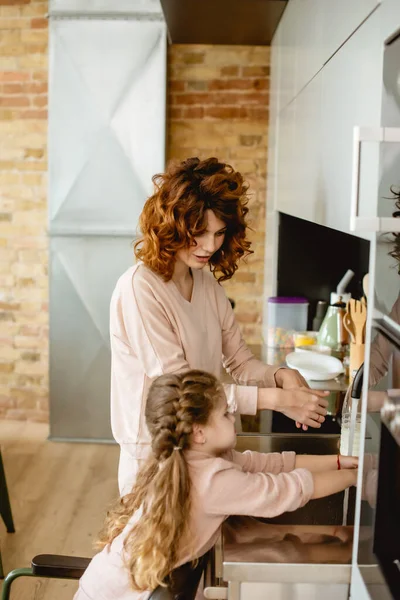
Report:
339,455,359,469
279,388,329,429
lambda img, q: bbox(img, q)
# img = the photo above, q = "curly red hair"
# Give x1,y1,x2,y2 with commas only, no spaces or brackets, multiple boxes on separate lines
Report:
134,157,253,282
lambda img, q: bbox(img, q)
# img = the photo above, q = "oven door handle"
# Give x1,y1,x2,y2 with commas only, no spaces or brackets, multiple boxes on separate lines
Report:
203,545,228,599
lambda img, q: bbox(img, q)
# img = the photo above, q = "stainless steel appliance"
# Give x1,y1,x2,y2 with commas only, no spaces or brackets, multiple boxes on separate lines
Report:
352,27,400,600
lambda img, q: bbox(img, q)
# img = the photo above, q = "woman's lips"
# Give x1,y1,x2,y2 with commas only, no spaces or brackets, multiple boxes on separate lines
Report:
194,255,210,262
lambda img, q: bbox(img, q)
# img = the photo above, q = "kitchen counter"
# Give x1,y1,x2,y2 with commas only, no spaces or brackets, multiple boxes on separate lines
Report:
262,346,349,392
223,344,350,434
204,433,355,599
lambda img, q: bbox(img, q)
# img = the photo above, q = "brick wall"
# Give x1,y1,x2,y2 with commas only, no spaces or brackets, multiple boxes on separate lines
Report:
0,30,269,420
168,44,270,351
0,0,49,421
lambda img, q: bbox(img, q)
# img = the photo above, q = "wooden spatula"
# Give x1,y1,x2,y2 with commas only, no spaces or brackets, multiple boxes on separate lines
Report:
349,299,367,345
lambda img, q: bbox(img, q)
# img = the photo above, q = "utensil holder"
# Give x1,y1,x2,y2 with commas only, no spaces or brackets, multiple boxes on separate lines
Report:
349,343,365,382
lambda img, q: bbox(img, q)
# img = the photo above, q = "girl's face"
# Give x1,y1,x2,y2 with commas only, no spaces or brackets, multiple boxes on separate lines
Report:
191,393,237,456
175,209,226,271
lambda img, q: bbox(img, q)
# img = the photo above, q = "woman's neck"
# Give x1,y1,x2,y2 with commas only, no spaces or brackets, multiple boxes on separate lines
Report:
172,259,192,285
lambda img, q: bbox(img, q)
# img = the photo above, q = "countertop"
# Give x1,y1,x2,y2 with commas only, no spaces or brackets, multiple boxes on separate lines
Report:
213,434,355,586
262,346,349,392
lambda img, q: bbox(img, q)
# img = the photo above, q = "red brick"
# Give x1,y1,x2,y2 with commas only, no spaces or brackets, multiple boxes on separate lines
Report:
181,52,204,65
169,80,185,92
19,108,47,118
24,81,47,93
174,93,211,105
0,70,29,82
2,82,23,93
182,106,204,119
242,66,270,77
204,106,248,119
0,0,29,4
209,79,268,91
32,70,47,81
246,107,269,121
220,65,239,77
30,17,47,28
32,95,47,107
168,107,182,119
0,95,29,106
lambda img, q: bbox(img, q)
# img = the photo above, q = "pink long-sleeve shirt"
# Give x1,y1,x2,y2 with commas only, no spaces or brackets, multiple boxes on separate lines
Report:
110,264,281,490
74,449,314,600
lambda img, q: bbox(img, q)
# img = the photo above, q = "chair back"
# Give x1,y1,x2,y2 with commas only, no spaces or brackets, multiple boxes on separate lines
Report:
148,552,209,600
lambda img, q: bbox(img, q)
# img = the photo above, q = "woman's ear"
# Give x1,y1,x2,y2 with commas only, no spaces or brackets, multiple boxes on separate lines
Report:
192,423,206,445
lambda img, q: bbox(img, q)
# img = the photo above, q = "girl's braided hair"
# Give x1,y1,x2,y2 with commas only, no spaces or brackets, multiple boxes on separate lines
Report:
97,370,223,591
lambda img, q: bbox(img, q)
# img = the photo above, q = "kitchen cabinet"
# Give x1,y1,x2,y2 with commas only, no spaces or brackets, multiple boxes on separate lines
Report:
288,73,323,224
319,0,380,68
275,99,296,217
321,9,383,235
279,0,381,112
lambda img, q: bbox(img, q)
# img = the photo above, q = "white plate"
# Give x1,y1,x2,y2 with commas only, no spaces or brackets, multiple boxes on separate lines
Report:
285,351,344,381
295,344,332,355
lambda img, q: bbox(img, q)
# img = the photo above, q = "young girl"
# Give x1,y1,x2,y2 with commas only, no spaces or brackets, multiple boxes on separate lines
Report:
74,370,357,600
110,156,329,494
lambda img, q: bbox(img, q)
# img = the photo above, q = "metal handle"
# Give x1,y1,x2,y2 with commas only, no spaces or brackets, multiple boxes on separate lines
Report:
350,126,400,232
203,545,228,599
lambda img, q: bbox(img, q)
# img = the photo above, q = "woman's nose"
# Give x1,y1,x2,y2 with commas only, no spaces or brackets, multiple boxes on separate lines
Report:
201,234,217,253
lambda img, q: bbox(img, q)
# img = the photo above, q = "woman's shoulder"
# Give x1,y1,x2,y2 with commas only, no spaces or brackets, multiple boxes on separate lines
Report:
199,269,226,296
116,262,165,294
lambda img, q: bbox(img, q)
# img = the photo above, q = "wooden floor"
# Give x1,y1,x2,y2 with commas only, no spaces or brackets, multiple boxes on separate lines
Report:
0,420,119,600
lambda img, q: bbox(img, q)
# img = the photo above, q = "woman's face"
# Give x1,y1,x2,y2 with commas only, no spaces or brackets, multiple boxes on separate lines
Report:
175,209,226,271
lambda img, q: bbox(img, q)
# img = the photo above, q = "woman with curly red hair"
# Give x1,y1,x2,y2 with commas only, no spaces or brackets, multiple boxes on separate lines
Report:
110,157,329,494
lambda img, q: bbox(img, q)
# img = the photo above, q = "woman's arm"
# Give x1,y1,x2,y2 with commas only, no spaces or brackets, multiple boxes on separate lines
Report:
217,287,329,428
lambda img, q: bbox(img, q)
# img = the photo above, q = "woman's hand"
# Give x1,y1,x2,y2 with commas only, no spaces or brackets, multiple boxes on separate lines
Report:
339,455,359,469
274,368,329,430
258,387,329,428
274,367,309,389
278,388,329,428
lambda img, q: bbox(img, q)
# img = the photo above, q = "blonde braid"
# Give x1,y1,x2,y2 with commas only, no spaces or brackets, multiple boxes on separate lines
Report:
97,370,222,592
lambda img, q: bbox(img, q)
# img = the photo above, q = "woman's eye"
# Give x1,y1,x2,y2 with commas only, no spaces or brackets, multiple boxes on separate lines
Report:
216,231,226,237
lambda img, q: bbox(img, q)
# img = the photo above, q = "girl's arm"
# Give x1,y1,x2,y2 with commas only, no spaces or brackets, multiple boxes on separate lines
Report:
295,454,358,472
311,469,358,499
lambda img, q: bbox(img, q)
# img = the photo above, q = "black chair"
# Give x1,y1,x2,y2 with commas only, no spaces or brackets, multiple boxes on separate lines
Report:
1,551,209,600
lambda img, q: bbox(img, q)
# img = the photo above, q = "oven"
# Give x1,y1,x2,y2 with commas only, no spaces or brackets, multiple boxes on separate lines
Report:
371,318,400,598
355,315,400,600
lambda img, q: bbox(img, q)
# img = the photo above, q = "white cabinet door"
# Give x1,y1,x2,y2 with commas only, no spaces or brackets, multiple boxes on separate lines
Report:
278,0,381,111
321,8,383,235
276,99,296,216
292,73,323,224
320,0,381,67
279,1,298,111
276,72,322,223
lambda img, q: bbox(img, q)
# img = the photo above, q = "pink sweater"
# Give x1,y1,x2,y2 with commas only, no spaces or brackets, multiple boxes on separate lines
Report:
110,264,281,488
74,449,314,600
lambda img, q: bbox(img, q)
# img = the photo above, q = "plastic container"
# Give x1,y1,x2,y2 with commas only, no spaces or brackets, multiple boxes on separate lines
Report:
267,297,309,347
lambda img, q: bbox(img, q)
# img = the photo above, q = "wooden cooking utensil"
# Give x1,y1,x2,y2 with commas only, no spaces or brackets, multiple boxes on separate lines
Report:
343,311,356,343
349,299,367,345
